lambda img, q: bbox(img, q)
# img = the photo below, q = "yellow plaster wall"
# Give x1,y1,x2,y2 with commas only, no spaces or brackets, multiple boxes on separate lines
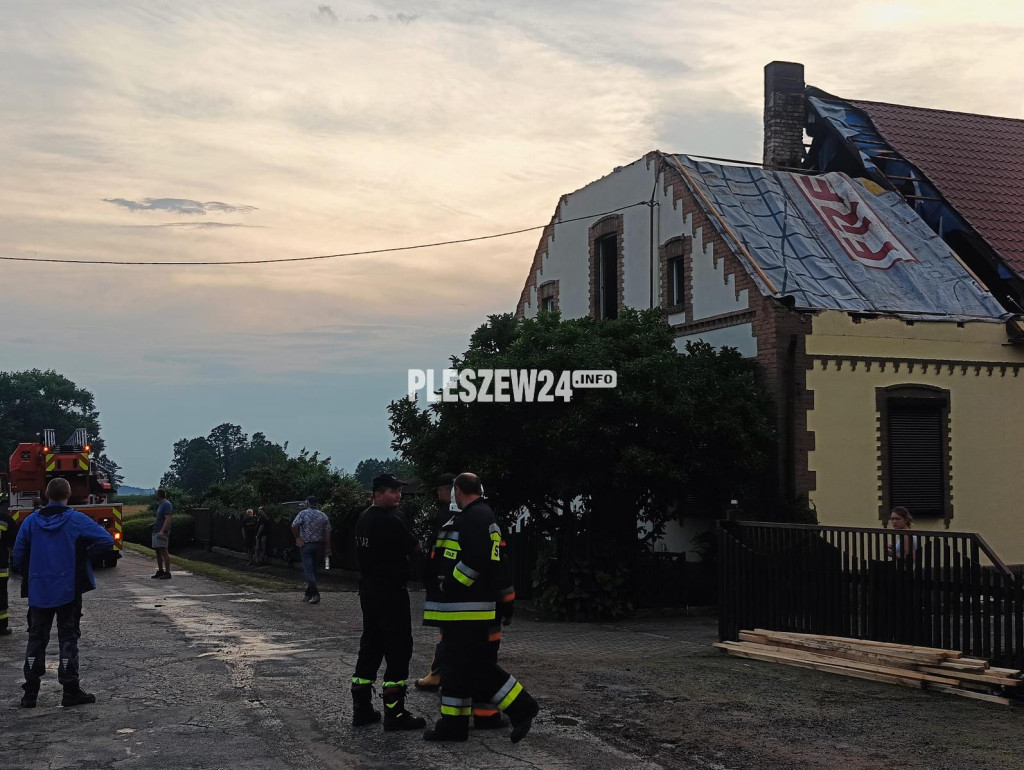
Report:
806,313,1024,563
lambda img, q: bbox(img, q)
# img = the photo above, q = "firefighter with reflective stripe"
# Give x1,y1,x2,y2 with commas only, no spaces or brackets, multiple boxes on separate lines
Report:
0,497,16,636
470,533,516,729
422,473,539,743
413,472,456,693
350,473,426,732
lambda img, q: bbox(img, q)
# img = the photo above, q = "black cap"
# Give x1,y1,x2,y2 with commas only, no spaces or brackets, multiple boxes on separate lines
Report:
433,472,456,488
372,473,405,491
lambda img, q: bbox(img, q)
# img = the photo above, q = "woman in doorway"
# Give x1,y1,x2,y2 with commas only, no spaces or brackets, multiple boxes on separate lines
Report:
887,506,918,562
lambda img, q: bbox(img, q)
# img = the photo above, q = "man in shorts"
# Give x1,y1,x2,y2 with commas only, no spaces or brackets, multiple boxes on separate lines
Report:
152,489,173,580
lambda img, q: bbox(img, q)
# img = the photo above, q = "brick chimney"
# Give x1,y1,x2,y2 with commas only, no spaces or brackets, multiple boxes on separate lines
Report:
763,61,805,170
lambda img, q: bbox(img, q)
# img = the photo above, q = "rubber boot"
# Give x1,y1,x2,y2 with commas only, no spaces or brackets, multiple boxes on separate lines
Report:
414,670,441,692
382,686,426,732
503,690,539,743
61,685,96,707
21,681,39,708
472,708,506,729
422,715,469,742
351,684,381,727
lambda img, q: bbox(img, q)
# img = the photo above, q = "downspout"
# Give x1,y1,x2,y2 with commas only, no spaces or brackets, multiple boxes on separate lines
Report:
649,156,662,309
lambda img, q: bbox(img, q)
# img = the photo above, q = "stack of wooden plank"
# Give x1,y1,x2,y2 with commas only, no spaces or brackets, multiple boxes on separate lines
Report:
714,629,1022,706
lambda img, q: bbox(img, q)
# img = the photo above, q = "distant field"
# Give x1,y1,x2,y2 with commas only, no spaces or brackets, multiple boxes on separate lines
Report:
122,504,151,518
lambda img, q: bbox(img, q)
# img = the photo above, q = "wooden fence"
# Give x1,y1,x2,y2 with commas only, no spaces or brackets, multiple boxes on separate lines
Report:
718,520,1024,668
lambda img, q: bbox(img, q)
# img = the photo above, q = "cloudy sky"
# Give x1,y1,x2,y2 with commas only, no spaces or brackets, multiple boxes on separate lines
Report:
1,1,1021,486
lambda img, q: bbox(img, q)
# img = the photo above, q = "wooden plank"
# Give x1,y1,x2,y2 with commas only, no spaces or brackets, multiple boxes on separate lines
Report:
715,643,927,689
752,629,963,658
987,666,1023,677
749,630,948,664
935,660,989,673
918,667,1023,688
716,642,961,686
740,635,922,670
923,683,1012,706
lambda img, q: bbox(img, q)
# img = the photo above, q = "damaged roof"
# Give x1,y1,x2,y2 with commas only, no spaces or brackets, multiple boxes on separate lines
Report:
666,154,1010,322
846,100,1024,279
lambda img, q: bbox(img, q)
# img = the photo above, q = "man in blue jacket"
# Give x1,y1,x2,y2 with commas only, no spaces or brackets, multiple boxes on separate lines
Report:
12,477,114,708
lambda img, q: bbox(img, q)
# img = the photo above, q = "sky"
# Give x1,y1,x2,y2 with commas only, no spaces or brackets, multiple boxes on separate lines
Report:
2,1,1022,486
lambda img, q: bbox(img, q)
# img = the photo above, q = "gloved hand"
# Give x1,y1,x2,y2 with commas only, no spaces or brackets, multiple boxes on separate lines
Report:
499,601,514,626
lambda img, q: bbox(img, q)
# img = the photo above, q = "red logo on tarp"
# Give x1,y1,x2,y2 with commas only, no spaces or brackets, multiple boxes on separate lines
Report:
796,176,918,270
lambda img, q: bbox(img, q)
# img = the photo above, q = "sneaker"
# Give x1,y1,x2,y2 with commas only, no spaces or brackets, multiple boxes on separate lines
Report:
0,627,13,636
61,689,96,707
307,595,320,605
414,671,441,691
302,595,311,603
151,570,165,579
20,692,37,708
157,572,172,580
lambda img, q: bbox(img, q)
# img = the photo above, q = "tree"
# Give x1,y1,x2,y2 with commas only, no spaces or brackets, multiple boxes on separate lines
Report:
0,369,121,486
353,457,416,489
388,308,776,618
161,425,289,495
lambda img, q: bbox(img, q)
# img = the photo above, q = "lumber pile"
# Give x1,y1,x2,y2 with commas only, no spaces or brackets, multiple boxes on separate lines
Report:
714,629,1022,706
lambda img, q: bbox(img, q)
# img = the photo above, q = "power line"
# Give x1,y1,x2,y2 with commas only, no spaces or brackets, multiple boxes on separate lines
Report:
0,201,650,267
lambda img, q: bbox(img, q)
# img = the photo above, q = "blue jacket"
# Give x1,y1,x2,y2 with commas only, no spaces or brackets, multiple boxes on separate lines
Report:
12,503,114,608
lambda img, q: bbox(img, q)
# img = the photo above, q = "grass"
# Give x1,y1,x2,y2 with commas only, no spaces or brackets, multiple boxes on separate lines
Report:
122,542,297,591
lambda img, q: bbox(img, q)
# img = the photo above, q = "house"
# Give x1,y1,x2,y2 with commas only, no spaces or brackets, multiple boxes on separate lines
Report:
516,63,1024,563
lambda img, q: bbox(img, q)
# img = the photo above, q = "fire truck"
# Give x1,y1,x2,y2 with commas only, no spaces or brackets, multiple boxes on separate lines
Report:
2,428,123,567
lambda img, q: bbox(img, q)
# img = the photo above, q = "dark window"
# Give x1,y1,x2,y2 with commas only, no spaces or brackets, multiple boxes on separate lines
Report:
540,296,555,313
877,385,951,522
669,256,685,307
597,234,618,320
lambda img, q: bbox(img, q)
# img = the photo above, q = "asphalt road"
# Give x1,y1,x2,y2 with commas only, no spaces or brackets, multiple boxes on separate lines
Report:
2,550,662,770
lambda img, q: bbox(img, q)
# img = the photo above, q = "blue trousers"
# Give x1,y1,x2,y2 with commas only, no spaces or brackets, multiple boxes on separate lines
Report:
300,542,324,597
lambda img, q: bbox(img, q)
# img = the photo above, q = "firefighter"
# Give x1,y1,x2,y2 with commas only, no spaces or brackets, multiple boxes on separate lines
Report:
350,473,427,731
423,473,538,743
0,496,15,637
413,472,456,693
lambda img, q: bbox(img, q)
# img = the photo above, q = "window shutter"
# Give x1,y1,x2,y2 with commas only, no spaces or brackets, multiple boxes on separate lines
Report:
888,404,944,516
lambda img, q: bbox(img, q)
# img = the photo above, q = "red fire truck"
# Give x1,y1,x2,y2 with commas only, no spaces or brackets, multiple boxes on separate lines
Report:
3,428,123,567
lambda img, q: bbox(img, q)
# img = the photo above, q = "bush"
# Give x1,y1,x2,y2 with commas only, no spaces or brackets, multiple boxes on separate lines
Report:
122,513,194,549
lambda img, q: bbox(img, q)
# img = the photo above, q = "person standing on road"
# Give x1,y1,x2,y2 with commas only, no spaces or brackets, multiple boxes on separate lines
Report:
414,472,456,693
291,496,331,604
12,477,114,708
350,473,426,732
152,489,173,580
422,473,538,743
255,506,271,566
0,496,16,637
241,508,258,565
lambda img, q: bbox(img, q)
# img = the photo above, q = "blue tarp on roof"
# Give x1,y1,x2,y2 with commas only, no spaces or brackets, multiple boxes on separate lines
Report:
668,155,1009,321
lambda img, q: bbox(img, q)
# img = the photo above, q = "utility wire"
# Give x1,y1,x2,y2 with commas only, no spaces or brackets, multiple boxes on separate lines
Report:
0,201,651,267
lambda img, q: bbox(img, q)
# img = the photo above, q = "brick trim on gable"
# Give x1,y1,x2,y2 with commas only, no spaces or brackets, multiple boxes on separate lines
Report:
588,215,625,319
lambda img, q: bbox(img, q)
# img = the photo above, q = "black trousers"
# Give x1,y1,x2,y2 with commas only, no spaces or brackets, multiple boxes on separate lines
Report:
439,624,526,719
0,571,9,633
354,586,413,685
24,596,83,691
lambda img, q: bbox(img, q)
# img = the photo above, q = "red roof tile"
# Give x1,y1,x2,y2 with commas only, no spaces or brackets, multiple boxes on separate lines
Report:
848,99,1024,277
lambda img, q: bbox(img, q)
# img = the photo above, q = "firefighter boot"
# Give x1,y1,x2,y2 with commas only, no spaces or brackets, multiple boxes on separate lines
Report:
382,686,426,732
20,681,39,708
422,715,469,742
351,684,381,727
504,690,540,744
61,685,96,707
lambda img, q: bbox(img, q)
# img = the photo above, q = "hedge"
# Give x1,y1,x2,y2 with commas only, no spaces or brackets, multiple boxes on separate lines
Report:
122,513,194,549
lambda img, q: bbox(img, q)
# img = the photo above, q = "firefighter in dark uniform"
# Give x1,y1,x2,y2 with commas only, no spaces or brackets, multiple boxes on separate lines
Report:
422,473,538,743
350,473,426,731
413,472,456,692
0,496,15,636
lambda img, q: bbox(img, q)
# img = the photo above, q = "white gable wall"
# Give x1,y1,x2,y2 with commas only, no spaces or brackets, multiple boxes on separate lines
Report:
522,156,756,357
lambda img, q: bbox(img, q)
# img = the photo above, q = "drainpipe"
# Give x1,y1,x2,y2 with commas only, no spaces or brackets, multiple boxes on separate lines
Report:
649,157,662,309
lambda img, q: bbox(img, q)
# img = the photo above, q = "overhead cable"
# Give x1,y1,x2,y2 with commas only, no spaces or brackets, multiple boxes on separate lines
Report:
0,202,651,267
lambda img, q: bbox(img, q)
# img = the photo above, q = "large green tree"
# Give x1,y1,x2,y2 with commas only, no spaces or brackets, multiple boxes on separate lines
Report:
353,457,416,489
388,308,776,618
161,425,288,496
0,368,122,487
